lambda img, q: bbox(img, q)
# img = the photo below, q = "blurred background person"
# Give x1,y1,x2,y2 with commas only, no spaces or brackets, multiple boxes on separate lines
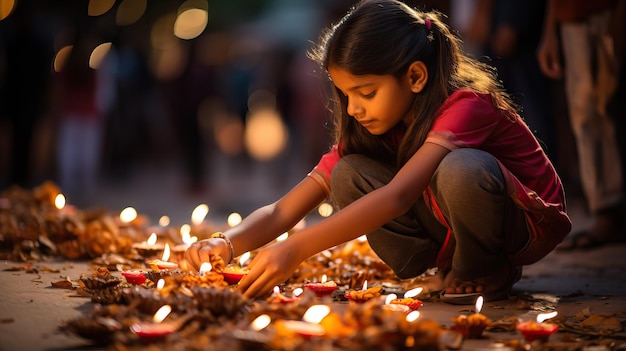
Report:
537,0,625,249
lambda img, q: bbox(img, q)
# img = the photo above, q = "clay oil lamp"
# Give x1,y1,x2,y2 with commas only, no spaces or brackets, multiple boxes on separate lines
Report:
149,244,179,271
171,224,198,262
275,304,330,339
304,274,338,297
267,286,303,304
120,270,147,285
221,251,250,285
130,305,176,339
345,280,383,303
516,311,559,342
387,287,424,310
451,296,491,339
133,232,165,259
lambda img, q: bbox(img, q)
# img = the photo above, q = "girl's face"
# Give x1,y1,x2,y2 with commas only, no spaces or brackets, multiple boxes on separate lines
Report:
328,66,416,135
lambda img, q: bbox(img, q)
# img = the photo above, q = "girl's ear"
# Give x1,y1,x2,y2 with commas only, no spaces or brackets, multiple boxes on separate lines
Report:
407,61,428,93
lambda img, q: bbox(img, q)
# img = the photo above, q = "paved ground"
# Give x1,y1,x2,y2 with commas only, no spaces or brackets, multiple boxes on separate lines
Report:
1,154,625,350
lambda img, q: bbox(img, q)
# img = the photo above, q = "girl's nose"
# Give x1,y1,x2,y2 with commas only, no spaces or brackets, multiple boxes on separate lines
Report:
347,99,363,118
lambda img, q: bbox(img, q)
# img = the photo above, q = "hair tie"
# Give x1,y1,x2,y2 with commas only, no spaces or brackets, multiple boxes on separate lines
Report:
424,17,431,30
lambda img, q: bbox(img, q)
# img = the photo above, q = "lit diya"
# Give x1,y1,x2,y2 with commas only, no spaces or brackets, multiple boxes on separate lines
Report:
516,311,559,342
133,233,165,258
345,280,382,302
304,274,338,297
388,287,424,310
120,270,147,285
451,296,491,339
130,305,176,339
275,305,330,339
267,286,303,303
221,252,250,285
149,244,178,271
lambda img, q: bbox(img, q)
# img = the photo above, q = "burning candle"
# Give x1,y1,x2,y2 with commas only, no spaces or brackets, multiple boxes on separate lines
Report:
516,311,559,342
451,296,491,339
221,252,250,285
304,274,338,297
130,305,176,339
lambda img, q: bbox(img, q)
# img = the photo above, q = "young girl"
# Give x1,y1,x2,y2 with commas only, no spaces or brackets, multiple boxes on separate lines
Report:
184,0,572,303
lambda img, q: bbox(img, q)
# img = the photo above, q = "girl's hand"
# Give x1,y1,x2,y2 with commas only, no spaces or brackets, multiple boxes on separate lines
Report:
183,238,230,271
237,240,304,299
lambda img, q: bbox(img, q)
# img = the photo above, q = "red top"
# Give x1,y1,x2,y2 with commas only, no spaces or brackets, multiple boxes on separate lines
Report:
309,90,571,268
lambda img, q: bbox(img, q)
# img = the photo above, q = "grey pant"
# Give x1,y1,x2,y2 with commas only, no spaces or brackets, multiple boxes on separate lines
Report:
330,149,530,281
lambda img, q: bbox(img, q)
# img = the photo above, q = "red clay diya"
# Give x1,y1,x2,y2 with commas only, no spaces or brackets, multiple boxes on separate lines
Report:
516,321,558,342
304,280,338,297
221,265,249,285
121,270,147,285
389,297,424,310
130,321,176,339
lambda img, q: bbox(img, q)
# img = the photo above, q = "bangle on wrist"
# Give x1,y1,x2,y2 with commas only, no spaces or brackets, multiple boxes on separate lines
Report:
211,232,234,264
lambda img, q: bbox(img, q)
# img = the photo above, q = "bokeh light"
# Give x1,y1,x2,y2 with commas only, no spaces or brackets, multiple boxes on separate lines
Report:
116,0,147,26
87,0,115,17
0,0,15,21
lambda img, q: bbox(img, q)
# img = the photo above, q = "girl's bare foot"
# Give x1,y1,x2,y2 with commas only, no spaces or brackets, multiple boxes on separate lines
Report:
442,265,521,302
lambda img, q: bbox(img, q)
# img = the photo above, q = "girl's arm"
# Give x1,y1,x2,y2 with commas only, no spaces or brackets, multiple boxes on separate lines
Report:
184,176,327,270
238,143,450,298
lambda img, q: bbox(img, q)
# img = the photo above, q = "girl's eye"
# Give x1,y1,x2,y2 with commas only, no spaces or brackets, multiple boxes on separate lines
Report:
362,91,376,99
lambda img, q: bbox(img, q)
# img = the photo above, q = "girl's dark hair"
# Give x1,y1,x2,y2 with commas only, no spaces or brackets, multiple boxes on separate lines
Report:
309,0,517,168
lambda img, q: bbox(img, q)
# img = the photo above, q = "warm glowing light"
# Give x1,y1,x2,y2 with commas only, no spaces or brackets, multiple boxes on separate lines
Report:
406,311,421,322
239,252,251,266
244,108,288,161
317,203,334,217
385,294,398,305
54,45,73,72
0,0,15,21
537,311,558,323
174,8,208,40
89,42,111,69
251,314,271,331
276,232,288,242
357,235,367,243
156,279,165,290
153,305,172,323
321,274,328,284
199,262,212,275
147,233,158,246
191,204,209,225
88,0,115,16
227,212,242,227
475,296,484,313
120,207,137,223
162,243,171,262
273,286,281,295
180,227,197,246
116,0,147,26
54,194,66,210
293,288,303,297
362,280,368,290
404,287,423,299
302,305,331,324
159,216,170,226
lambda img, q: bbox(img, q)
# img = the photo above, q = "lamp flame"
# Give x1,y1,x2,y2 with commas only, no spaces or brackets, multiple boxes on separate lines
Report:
152,305,172,323
239,251,251,266
475,296,484,313
199,262,212,275
191,204,209,225
161,243,170,262
385,294,398,304
537,311,558,323
404,287,423,298
302,305,330,324
251,314,271,331
147,233,157,246
406,311,420,322
54,194,66,210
